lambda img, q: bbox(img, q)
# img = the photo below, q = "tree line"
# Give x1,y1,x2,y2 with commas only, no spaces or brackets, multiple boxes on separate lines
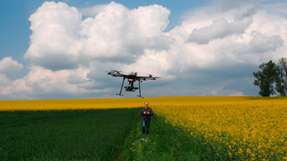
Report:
253,58,287,97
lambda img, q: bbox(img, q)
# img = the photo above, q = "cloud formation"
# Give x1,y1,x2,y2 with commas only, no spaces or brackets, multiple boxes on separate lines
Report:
0,57,23,79
188,17,252,44
25,2,83,70
25,1,170,70
1,1,287,99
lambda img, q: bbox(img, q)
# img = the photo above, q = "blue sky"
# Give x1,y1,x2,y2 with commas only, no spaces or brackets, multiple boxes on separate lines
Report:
0,0,207,59
0,0,286,99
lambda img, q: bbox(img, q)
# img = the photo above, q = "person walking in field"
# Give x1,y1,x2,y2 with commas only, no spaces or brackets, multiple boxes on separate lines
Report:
141,102,153,134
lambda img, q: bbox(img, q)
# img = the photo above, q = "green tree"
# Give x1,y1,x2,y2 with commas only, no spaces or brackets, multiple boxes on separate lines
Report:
253,61,278,97
276,58,287,96
275,67,286,96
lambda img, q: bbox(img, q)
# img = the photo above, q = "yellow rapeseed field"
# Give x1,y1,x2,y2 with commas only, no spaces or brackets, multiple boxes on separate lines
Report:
152,97,287,160
0,96,286,160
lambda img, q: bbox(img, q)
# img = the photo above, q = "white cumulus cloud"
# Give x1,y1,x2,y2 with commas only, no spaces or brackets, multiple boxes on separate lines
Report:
25,1,170,70
0,57,23,79
188,17,252,44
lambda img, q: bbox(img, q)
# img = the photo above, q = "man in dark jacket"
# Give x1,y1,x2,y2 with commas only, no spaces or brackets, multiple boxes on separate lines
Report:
141,102,153,134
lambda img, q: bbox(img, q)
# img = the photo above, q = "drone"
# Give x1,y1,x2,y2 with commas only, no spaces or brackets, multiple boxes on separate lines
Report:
108,70,159,97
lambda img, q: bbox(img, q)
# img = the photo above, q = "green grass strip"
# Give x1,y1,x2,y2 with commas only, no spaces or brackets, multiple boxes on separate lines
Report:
119,115,229,161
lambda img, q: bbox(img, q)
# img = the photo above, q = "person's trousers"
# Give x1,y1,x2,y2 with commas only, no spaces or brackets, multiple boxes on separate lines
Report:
142,119,151,134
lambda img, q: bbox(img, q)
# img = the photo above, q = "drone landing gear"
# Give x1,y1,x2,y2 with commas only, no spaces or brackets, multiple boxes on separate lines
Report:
116,77,144,98
138,80,143,98
117,77,125,96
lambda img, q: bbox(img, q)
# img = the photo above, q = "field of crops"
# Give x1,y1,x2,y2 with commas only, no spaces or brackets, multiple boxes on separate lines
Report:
0,96,286,161
153,97,287,160
0,109,138,161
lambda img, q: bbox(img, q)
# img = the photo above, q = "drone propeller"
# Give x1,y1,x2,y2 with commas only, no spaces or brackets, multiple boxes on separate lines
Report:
107,70,124,76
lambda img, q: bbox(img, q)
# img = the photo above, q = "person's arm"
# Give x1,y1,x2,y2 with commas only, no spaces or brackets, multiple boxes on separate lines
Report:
149,108,154,116
141,109,146,117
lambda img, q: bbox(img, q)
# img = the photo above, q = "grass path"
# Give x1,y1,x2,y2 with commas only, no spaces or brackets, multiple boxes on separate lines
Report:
119,115,229,161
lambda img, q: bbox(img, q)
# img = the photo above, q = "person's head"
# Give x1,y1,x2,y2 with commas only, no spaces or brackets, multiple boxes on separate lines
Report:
144,102,149,109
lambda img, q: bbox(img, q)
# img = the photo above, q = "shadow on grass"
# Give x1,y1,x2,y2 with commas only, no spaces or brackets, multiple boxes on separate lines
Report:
0,108,140,161
119,115,229,161
1,109,232,161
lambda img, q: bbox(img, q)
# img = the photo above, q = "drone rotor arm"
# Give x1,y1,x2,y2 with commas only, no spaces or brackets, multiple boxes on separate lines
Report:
137,76,159,81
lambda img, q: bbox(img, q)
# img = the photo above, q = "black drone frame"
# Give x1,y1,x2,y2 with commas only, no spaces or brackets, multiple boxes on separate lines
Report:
117,77,143,97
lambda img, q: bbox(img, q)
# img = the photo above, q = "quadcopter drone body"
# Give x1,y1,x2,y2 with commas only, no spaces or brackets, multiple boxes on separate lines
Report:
108,70,159,97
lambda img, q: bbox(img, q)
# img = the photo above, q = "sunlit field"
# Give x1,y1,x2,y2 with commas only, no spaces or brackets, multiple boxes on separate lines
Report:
1,96,286,160
152,97,287,160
